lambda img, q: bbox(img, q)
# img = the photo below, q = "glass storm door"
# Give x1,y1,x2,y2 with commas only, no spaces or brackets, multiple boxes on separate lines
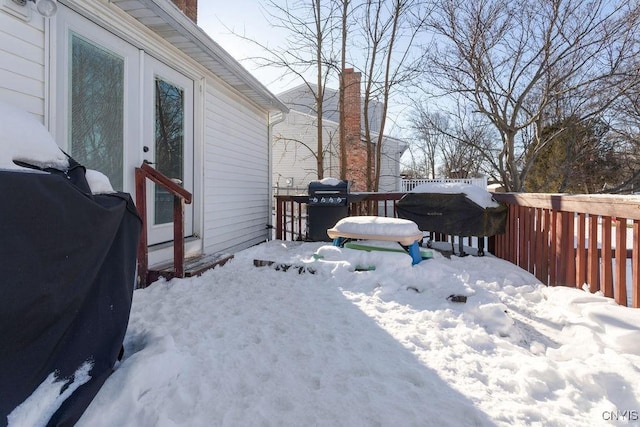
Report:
69,35,124,189
57,5,139,193
144,56,194,245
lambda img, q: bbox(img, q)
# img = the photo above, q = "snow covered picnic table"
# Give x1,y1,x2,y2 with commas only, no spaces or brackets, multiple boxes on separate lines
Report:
327,216,425,264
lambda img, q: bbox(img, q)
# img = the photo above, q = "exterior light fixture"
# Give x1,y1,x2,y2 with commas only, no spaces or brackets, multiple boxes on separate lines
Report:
11,0,57,17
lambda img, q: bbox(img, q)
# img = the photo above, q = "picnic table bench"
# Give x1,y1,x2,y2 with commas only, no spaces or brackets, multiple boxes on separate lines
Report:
326,216,425,265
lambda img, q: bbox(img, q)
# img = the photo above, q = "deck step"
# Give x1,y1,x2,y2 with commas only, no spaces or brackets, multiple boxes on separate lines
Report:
148,253,234,283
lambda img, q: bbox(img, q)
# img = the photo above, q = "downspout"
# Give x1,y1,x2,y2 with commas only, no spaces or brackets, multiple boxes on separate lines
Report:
267,111,286,240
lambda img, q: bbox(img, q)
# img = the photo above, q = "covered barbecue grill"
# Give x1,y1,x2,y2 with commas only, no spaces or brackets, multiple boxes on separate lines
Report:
0,101,141,425
307,178,350,241
396,183,507,255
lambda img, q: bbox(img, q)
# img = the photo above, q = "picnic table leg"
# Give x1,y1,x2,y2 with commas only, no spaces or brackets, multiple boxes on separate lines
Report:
333,237,346,247
407,241,422,265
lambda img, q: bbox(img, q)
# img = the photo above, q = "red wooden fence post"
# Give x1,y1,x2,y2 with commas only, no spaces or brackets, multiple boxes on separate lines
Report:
615,217,628,306
135,168,148,287
173,196,185,278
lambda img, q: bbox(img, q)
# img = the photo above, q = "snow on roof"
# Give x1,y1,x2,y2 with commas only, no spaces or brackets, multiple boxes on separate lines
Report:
0,101,68,172
411,182,500,208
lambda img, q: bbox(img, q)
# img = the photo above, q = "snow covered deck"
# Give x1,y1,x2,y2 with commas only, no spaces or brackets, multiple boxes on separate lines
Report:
275,192,640,308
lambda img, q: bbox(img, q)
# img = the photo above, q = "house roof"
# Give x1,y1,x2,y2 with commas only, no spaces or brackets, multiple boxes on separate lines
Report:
283,109,409,154
277,83,384,133
277,84,407,153
111,0,288,113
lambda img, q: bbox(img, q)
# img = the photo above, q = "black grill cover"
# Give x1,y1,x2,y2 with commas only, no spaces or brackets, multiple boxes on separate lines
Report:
396,192,507,236
0,159,141,426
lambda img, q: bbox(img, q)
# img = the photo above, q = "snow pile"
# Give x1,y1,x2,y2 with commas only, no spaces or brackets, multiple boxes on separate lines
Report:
312,177,343,186
8,361,93,427
411,182,500,208
0,101,116,195
60,240,640,427
0,101,68,172
85,169,115,194
331,216,421,237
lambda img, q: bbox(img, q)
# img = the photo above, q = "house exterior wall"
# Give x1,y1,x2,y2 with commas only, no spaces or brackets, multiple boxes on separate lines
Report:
272,110,340,192
273,82,405,193
277,83,382,133
0,7,46,118
378,140,403,192
1,0,275,263
272,109,402,193
203,79,271,253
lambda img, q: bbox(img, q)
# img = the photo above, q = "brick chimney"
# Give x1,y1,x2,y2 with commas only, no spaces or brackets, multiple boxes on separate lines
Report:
341,68,368,191
171,0,198,23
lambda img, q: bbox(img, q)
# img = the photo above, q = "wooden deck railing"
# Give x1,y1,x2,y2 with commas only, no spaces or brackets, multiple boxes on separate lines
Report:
135,162,192,287
275,192,640,308
491,193,640,308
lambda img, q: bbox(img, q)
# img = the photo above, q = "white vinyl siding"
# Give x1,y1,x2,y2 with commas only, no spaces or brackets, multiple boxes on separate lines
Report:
0,12,45,116
2,0,279,265
378,141,402,192
272,110,340,191
203,78,270,253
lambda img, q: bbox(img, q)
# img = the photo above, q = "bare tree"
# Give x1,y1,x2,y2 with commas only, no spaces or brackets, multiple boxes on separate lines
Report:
228,1,429,188
423,0,640,191
408,103,495,180
354,0,430,191
407,106,448,178
238,0,342,180
601,90,640,193
439,116,493,179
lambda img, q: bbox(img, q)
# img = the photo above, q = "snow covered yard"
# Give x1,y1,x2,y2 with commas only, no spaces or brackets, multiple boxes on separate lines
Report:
3,91,638,427
74,240,640,427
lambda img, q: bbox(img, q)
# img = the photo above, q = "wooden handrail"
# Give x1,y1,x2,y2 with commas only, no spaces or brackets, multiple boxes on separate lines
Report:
138,162,192,203
491,193,640,219
135,162,192,287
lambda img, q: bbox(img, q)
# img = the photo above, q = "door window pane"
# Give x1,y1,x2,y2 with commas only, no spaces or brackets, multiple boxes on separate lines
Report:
70,33,124,190
154,77,184,224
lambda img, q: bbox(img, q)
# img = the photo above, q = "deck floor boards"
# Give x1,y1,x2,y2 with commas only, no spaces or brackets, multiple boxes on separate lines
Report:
148,253,234,283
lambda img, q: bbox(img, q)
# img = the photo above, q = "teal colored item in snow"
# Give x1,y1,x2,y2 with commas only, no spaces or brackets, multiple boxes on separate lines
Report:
343,241,433,260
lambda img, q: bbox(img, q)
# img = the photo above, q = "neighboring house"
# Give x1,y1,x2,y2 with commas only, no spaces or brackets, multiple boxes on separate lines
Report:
1,0,288,275
272,68,407,193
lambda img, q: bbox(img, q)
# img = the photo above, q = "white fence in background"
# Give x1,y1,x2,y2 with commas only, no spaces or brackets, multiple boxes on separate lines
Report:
401,177,488,192
274,178,488,195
